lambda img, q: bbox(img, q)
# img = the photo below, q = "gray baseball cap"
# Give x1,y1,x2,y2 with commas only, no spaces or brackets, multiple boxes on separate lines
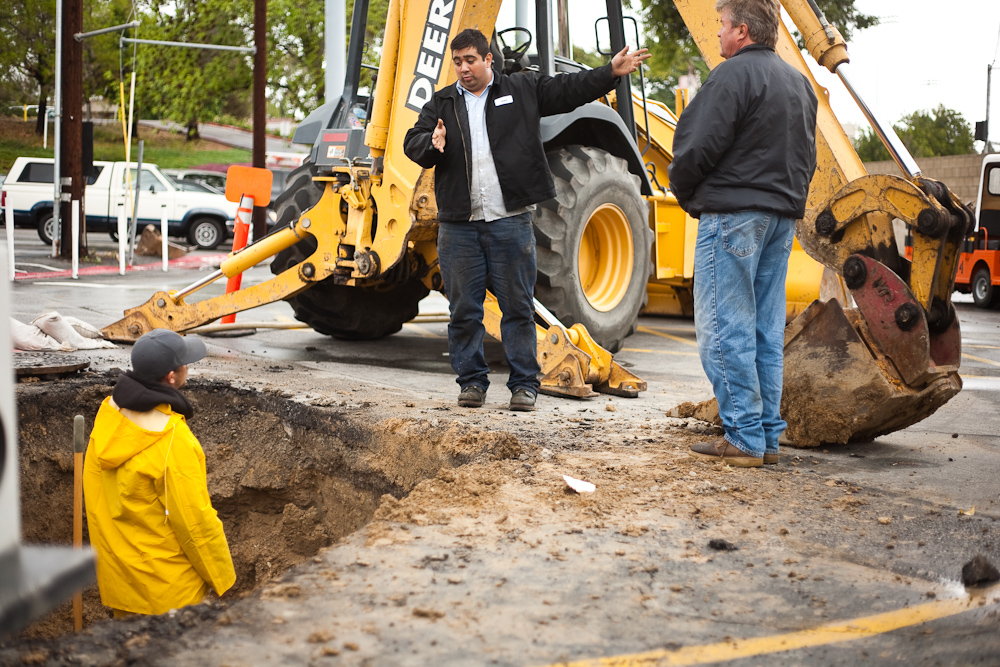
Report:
131,329,206,381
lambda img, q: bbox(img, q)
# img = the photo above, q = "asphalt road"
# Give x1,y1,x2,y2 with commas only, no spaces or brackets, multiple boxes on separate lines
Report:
4,228,999,665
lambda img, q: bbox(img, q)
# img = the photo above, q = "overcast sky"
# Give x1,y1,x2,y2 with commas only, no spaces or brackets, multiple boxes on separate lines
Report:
496,0,1000,145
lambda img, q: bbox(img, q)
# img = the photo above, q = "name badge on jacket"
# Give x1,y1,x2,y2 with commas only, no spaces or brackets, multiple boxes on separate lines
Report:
494,95,513,106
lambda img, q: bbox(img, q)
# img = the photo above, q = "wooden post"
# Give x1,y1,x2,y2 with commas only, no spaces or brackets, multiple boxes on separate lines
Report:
59,0,84,260
73,414,85,631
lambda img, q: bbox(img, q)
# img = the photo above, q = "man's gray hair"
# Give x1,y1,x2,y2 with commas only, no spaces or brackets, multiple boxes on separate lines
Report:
716,0,780,48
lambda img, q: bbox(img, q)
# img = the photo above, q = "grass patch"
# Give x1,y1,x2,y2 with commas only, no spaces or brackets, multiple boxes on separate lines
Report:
0,118,251,176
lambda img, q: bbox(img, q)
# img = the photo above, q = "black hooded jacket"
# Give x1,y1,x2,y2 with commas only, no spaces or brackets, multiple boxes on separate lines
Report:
668,44,818,219
403,63,620,222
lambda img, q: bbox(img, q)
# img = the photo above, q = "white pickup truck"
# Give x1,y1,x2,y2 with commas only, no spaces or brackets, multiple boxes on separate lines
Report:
2,157,239,249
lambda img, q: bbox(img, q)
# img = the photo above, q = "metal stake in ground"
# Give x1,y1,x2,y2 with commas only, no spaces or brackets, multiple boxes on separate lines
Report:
128,141,144,267
73,414,84,632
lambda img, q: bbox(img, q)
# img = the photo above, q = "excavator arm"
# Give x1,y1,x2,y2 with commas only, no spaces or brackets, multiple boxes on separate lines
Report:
101,0,646,400
101,186,644,398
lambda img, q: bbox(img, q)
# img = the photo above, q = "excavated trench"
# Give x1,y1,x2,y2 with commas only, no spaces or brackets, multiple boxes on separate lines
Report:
12,373,522,640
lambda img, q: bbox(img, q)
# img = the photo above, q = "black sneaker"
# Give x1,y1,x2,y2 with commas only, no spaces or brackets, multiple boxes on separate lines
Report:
509,388,536,411
458,385,486,407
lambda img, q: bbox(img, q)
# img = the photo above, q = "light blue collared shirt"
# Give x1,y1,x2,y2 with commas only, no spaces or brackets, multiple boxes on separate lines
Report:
456,74,530,222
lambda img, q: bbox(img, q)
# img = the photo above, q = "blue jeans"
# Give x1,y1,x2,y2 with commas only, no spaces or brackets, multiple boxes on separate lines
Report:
694,211,795,458
437,214,541,394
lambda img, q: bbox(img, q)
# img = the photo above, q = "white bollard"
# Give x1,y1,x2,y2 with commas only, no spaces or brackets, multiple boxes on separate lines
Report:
71,199,79,280
5,199,14,282
161,204,168,272
117,202,126,275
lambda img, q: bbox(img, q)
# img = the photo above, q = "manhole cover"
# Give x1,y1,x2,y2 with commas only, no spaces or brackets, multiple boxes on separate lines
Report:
13,352,90,377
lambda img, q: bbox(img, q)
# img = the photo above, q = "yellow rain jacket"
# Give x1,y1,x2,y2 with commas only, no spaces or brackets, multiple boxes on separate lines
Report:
83,396,236,615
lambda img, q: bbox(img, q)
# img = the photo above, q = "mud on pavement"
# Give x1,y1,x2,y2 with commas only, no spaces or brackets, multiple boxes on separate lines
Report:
3,371,1000,666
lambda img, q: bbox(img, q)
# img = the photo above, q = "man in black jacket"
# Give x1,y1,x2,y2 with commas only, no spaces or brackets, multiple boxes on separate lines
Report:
668,0,817,467
404,28,647,411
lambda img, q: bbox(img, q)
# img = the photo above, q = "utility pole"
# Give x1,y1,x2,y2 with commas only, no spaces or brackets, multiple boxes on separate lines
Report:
59,0,84,259
556,0,570,58
252,0,267,241
987,64,993,154
979,64,993,154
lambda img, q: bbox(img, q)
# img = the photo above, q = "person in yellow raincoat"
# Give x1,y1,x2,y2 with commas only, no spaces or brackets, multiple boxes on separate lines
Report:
84,328,235,616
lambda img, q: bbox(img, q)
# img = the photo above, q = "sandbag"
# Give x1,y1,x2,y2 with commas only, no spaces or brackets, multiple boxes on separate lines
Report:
10,317,74,351
32,312,116,350
61,314,107,340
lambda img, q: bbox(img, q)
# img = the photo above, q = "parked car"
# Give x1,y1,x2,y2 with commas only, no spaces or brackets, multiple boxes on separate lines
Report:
165,163,295,231
162,168,228,193
165,175,224,195
2,158,238,249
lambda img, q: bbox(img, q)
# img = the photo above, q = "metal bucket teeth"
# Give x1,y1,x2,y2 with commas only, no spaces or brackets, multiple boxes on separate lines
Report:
780,299,961,446
669,298,961,447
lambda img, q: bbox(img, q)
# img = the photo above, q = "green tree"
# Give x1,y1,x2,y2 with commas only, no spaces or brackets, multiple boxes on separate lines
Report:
627,0,879,108
134,0,253,139
266,0,389,120
267,0,325,119
854,105,976,162
0,0,56,134
81,0,135,120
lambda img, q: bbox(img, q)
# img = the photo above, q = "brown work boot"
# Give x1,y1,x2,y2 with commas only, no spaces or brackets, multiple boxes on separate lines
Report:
689,437,763,468
509,388,537,412
458,385,486,407
763,452,780,465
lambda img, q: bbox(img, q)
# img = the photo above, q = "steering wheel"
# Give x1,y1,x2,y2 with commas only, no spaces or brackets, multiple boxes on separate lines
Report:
498,27,532,62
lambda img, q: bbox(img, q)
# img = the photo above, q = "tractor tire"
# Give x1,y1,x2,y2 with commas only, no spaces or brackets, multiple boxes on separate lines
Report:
533,145,653,352
971,267,997,308
269,161,429,339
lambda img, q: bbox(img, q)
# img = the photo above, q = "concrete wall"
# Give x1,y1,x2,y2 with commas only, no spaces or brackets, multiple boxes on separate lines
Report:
863,153,987,205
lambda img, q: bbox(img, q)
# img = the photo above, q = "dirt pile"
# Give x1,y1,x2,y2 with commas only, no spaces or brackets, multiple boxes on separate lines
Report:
12,374,525,640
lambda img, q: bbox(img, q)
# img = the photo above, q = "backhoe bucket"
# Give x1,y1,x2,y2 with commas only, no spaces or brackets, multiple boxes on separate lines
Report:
672,297,962,447
780,299,961,447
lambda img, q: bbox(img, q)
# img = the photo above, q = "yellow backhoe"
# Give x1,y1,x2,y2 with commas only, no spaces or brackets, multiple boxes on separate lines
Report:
103,0,972,445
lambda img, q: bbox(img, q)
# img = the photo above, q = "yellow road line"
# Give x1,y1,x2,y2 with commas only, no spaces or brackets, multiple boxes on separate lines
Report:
637,326,698,347
622,347,700,358
537,596,995,667
965,345,1000,350
963,353,1000,368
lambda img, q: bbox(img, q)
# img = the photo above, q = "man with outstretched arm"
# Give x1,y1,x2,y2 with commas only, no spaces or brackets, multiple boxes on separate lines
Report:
404,28,648,412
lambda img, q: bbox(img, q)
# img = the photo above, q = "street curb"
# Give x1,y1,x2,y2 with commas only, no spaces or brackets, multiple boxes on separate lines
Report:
15,253,228,281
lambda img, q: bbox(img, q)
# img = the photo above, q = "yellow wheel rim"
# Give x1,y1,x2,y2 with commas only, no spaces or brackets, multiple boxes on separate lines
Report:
577,203,634,312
